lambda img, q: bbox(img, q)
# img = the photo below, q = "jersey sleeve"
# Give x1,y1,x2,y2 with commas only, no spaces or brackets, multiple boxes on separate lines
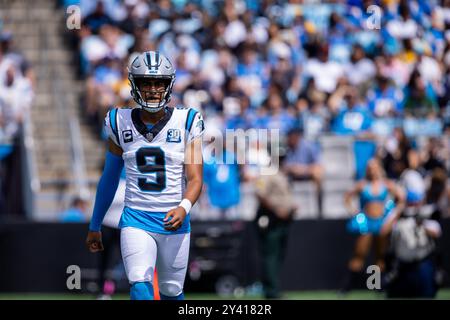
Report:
186,109,205,143
104,108,121,147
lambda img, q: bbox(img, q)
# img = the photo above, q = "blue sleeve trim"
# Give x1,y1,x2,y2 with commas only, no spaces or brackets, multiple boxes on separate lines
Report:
109,108,120,145
185,109,198,133
89,151,124,231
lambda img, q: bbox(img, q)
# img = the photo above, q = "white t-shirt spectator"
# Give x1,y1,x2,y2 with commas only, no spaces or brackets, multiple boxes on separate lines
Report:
386,18,418,39
345,58,376,86
224,19,247,48
304,58,344,93
0,76,33,140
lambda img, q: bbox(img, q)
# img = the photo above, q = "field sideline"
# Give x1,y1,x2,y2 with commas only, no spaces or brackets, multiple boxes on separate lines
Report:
0,289,449,300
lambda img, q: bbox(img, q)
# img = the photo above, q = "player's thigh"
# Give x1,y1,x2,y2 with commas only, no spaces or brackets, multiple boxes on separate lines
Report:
120,227,157,284
153,232,190,295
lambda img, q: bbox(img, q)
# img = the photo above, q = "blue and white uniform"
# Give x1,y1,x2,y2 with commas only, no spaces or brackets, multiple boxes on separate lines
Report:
104,105,204,298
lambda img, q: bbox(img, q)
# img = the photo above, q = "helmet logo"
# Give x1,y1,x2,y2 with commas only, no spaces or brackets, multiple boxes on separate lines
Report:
145,51,161,70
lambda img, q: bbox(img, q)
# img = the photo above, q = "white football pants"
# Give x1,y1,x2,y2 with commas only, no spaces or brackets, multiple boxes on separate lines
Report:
120,226,190,297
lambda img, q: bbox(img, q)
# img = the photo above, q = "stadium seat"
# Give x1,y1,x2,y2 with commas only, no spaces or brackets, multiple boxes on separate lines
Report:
319,135,355,180
322,179,356,219
292,181,319,219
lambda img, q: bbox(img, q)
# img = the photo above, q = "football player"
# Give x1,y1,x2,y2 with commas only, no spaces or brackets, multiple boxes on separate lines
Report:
86,51,204,300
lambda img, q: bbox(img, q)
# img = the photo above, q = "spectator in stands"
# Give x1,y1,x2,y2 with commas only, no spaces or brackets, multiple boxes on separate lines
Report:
386,1,419,41
375,50,410,89
381,127,414,180
331,87,373,138
0,31,35,86
255,93,296,136
235,46,270,106
344,44,376,89
284,127,322,215
111,62,133,107
225,95,256,131
367,74,404,118
421,137,447,174
0,58,33,215
444,123,450,174
342,159,404,293
202,134,241,220
295,79,330,139
297,98,329,140
425,168,449,220
83,1,114,35
0,61,33,134
403,69,439,118
303,42,344,94
59,197,88,223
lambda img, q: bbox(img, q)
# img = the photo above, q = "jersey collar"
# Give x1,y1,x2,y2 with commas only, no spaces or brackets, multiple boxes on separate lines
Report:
131,107,174,142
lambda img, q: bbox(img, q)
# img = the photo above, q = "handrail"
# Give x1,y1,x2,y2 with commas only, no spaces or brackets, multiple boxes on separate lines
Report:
69,114,90,199
22,109,40,218
41,21,90,201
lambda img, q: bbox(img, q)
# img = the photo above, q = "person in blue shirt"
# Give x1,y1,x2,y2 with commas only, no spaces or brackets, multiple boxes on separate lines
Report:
367,75,404,118
331,88,373,136
332,88,376,179
225,95,257,131
283,127,323,215
60,197,88,223
82,1,113,35
203,142,241,220
255,93,296,136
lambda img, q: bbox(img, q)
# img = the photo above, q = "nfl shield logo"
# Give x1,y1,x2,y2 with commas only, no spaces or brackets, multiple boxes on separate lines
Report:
167,129,181,143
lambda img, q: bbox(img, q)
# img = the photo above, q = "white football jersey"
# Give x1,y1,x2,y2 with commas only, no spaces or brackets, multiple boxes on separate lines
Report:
104,106,204,212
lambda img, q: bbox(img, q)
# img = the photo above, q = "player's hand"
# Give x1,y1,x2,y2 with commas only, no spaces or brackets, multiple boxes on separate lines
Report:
164,207,187,231
86,231,104,253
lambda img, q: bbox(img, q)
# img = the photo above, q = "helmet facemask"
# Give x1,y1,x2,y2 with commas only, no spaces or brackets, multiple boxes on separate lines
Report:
129,74,175,113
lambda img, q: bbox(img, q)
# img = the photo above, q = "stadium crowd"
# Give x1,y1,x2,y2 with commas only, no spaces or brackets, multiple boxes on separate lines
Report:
0,25,35,214
65,0,450,219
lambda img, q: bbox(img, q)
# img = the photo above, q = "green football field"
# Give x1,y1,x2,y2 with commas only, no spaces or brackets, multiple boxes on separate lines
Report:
0,289,449,300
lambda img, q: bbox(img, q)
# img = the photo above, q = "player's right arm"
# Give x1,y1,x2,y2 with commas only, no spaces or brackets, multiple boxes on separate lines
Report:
86,139,123,252
86,110,124,253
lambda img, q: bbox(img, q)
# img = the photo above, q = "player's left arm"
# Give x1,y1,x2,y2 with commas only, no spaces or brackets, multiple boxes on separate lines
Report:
164,111,204,231
164,137,203,231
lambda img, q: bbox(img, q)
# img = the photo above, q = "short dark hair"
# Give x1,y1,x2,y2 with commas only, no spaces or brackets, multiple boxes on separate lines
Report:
71,197,86,207
287,127,303,136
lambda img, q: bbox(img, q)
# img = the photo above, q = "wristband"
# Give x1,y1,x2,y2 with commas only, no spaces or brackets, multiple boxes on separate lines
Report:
179,199,192,214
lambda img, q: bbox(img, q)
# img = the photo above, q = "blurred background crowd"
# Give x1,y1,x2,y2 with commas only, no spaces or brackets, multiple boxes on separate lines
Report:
59,0,450,219
0,26,34,214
